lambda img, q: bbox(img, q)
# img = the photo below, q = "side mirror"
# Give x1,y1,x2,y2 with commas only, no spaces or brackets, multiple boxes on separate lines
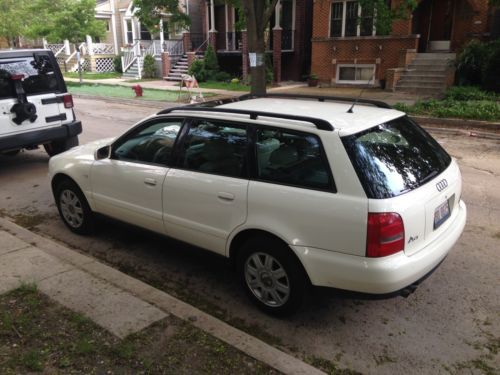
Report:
95,145,111,160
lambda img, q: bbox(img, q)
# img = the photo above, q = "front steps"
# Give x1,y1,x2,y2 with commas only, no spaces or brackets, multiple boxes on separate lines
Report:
163,55,190,82
396,53,455,95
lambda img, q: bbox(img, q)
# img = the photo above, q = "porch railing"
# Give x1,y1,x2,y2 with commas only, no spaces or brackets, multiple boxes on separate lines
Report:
191,33,206,51
65,42,87,65
164,39,183,56
46,43,65,55
92,43,114,55
121,41,140,72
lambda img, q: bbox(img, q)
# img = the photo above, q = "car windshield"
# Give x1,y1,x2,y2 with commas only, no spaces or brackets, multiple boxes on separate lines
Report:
342,116,451,199
0,54,60,99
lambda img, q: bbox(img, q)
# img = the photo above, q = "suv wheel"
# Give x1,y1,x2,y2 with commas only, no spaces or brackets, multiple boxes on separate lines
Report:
1,150,20,156
44,136,79,157
237,236,308,316
55,179,93,234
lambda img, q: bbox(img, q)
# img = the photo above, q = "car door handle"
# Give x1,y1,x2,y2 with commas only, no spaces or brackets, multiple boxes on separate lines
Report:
144,178,157,186
217,192,235,201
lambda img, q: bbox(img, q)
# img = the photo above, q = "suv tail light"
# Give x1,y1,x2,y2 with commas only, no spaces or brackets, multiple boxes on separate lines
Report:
63,94,73,109
367,213,405,257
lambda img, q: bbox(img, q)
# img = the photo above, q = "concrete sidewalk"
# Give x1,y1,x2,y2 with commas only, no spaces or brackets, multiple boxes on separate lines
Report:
0,216,324,375
65,76,422,105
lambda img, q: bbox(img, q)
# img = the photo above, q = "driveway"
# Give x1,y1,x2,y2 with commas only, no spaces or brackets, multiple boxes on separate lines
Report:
0,97,498,374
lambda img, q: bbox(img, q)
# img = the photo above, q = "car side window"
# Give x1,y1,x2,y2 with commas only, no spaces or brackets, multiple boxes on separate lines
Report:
256,128,332,190
179,120,248,178
113,119,182,165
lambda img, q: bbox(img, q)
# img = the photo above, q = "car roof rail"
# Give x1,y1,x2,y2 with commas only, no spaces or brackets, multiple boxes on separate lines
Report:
158,101,334,131
238,93,393,109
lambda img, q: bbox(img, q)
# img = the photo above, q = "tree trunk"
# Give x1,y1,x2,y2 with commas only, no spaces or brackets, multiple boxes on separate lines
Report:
243,0,279,96
248,29,267,96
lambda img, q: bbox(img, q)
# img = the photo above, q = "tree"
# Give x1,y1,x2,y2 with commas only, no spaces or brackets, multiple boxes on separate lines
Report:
358,0,418,36
133,0,190,32
241,0,279,95
0,0,28,47
25,0,106,44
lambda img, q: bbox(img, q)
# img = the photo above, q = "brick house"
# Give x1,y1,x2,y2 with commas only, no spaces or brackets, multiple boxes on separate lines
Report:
311,0,497,93
172,0,313,83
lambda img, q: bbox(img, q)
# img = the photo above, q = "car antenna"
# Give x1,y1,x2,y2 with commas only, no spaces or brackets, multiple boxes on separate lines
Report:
347,71,375,113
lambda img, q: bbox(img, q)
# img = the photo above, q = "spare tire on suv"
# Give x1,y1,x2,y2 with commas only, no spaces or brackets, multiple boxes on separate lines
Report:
0,49,82,157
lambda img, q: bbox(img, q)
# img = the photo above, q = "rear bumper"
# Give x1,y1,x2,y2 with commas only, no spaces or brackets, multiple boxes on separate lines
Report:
292,200,467,294
0,121,82,152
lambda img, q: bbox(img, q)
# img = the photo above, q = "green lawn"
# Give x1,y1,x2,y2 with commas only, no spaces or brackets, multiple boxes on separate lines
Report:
197,80,251,92
64,72,121,80
67,82,213,102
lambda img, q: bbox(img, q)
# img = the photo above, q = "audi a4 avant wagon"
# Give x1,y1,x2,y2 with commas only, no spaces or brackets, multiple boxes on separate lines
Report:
48,94,466,314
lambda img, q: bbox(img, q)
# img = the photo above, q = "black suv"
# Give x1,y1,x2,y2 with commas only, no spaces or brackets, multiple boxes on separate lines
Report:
0,49,81,156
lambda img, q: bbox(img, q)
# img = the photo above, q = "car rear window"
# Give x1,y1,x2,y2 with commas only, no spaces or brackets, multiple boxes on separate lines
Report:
0,54,62,99
342,116,451,199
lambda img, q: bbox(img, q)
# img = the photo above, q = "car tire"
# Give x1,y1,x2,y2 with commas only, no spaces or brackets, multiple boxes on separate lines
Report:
1,149,20,156
54,179,94,235
237,236,308,316
44,136,79,157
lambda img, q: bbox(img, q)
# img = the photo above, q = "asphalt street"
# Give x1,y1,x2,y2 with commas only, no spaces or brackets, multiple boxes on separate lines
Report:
0,97,498,374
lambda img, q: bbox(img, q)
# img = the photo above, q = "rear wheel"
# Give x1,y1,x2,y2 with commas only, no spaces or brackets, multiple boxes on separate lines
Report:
44,136,79,157
237,236,308,316
1,150,20,156
54,179,94,234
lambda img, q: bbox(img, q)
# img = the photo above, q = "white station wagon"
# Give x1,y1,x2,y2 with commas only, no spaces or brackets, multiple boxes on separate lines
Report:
49,95,467,315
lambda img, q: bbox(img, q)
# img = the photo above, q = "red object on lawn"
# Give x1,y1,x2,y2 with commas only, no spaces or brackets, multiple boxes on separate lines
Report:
132,84,143,97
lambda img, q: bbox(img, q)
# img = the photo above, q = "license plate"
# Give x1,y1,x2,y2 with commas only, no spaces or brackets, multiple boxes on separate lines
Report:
434,200,451,230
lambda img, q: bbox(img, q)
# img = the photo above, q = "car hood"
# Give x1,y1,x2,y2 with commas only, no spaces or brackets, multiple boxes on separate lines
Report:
50,137,115,162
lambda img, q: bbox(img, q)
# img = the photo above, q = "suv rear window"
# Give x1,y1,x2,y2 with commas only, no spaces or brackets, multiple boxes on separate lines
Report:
342,116,451,199
0,54,61,99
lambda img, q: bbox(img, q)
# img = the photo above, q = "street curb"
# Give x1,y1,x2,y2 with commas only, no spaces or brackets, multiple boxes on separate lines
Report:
0,217,325,375
413,116,500,134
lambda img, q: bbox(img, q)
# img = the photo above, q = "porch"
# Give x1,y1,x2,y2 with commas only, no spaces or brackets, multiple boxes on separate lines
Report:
43,38,117,74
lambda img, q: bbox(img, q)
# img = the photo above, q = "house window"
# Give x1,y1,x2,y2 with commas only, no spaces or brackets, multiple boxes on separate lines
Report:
330,1,376,37
126,20,133,43
345,2,358,36
337,65,375,84
360,6,374,36
330,3,343,37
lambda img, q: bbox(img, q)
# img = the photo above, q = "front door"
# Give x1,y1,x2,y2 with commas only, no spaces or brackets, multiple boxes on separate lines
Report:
91,118,183,234
163,119,249,254
429,0,455,45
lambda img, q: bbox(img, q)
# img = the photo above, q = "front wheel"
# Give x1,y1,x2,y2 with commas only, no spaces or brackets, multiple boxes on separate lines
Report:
237,236,308,316
55,179,94,235
44,136,79,157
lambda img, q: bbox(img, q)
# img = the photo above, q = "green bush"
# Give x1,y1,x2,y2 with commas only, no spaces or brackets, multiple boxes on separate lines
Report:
204,44,219,73
394,98,500,121
113,54,122,73
445,86,499,101
188,59,207,81
455,40,488,86
142,55,156,78
214,71,231,82
455,39,500,92
482,41,500,92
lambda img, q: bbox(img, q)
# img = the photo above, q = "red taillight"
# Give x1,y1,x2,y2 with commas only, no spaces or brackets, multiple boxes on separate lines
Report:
63,94,73,109
10,74,24,81
366,213,405,257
